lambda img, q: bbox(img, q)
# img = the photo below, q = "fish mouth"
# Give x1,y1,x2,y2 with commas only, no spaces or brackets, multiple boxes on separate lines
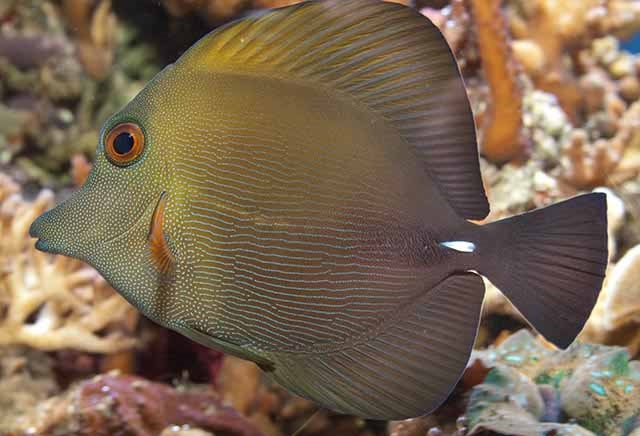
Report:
29,216,54,251
29,191,163,257
30,231,67,258
33,237,60,255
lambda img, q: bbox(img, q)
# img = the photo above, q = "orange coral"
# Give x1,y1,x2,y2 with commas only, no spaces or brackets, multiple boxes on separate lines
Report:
505,0,640,121
506,0,598,120
470,0,529,163
70,154,92,187
422,0,470,55
562,99,640,188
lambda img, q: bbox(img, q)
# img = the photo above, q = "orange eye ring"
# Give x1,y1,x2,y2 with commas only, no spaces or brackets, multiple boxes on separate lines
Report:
105,122,145,166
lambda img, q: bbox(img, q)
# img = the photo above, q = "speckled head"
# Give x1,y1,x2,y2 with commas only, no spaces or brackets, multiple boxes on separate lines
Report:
29,65,181,313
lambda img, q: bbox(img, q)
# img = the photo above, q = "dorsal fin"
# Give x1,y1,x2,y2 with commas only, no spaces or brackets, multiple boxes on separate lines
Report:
179,0,489,220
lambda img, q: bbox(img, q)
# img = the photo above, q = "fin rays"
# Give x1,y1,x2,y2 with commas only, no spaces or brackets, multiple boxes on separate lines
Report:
180,0,489,219
267,273,485,420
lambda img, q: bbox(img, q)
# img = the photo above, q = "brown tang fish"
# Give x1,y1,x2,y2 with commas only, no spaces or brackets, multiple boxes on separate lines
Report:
30,0,608,420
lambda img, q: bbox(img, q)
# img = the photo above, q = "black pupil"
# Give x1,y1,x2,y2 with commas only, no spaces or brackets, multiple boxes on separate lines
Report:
113,132,134,155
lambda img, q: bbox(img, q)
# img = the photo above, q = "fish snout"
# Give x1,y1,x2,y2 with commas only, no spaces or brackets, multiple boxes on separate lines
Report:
29,214,49,251
29,193,95,258
29,206,70,255
28,214,43,239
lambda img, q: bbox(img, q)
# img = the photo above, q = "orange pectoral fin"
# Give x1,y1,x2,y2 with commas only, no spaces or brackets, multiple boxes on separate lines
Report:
148,192,175,275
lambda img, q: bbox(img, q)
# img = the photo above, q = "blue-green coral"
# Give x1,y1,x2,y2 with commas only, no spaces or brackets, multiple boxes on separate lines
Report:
466,330,640,436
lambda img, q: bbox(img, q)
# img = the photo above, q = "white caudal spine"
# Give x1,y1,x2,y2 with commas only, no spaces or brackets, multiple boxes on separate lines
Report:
438,241,476,253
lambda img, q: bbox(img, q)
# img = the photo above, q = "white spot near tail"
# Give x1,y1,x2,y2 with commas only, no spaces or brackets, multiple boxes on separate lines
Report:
439,241,476,253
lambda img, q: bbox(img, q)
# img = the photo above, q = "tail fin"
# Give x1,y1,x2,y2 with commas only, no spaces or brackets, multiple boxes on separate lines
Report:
479,193,608,348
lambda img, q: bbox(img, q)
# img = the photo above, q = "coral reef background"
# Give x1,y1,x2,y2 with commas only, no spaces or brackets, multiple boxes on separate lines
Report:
0,0,640,435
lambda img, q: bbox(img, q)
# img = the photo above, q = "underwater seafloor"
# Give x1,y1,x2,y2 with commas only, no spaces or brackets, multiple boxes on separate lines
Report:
1,0,640,435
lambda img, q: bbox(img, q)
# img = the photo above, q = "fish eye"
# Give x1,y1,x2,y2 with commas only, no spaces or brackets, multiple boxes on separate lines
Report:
105,122,145,166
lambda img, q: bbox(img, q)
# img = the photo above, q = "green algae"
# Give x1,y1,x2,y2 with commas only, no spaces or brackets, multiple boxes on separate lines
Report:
535,369,570,388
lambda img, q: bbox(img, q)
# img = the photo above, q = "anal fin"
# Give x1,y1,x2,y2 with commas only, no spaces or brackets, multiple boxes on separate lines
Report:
174,322,275,372
266,273,485,420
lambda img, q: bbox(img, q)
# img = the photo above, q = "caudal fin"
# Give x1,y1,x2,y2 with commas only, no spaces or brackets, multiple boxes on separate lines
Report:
480,193,608,349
